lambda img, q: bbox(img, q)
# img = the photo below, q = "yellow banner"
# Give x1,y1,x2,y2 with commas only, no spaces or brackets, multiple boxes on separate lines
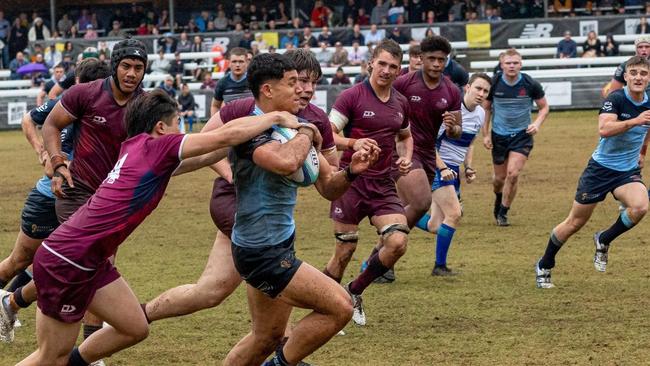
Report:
466,23,491,48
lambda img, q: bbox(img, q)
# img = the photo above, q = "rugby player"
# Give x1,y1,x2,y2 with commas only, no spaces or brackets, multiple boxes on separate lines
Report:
536,56,650,289
11,89,303,366
606,36,650,95
482,48,549,226
399,44,422,75
414,72,492,276
323,39,412,326
220,53,377,366
210,47,252,116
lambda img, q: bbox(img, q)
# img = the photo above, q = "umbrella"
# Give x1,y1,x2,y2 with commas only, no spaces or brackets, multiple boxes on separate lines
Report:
17,63,49,75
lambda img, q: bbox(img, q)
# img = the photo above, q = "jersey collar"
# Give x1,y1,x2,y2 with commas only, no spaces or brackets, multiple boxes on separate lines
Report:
500,73,522,86
623,86,648,106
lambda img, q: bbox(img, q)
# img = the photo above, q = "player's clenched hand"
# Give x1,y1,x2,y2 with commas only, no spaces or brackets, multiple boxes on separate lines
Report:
439,167,456,181
272,111,300,129
350,145,379,174
298,123,323,151
636,110,650,125
483,135,493,150
465,167,477,184
526,123,540,135
442,111,458,129
396,157,412,176
352,138,379,152
51,165,74,198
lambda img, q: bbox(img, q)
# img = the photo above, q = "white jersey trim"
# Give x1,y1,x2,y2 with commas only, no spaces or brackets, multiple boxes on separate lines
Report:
329,108,349,132
41,242,96,272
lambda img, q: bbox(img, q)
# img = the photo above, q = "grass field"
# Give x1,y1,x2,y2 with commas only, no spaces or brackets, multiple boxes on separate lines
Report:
2,110,650,365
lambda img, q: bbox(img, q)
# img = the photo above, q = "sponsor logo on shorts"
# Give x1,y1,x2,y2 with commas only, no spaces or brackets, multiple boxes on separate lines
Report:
92,115,107,124
31,224,55,234
581,192,599,201
362,111,375,118
334,207,342,215
61,304,77,313
256,281,273,294
280,258,292,269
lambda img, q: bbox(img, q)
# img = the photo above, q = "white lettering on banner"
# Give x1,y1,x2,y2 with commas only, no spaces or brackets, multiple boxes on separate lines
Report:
520,23,553,38
579,20,599,36
541,82,572,106
313,90,328,113
7,102,27,125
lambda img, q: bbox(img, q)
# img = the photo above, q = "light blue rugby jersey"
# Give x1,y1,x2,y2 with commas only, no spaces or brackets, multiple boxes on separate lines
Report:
488,73,545,136
592,87,650,171
230,106,297,248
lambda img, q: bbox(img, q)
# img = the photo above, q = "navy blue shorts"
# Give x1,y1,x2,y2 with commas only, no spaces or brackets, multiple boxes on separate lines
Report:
575,158,644,204
231,233,302,298
492,130,534,165
21,188,59,240
431,164,460,195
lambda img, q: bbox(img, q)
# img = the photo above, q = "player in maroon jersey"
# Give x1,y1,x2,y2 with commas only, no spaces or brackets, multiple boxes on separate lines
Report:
14,90,303,366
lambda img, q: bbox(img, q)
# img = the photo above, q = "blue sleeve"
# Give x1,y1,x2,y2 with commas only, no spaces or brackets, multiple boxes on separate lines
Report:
29,99,58,126
233,130,275,160
599,92,622,116
214,78,225,101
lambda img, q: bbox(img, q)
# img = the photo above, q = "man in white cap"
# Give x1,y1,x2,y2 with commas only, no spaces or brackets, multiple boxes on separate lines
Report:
606,35,650,94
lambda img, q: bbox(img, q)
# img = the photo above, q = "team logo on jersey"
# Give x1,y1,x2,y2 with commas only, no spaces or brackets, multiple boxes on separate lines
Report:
397,112,403,120
435,98,448,109
334,207,342,214
410,95,421,102
363,111,375,118
92,115,107,124
602,101,613,112
61,304,77,313
518,88,527,97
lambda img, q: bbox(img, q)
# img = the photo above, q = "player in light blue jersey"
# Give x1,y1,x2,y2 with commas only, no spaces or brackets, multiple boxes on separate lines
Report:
415,73,491,276
536,56,650,289
482,48,550,226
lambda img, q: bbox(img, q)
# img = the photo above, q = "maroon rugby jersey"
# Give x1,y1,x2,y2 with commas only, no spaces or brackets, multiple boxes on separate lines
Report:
220,97,335,152
393,71,461,164
42,133,186,268
60,78,143,191
330,80,410,179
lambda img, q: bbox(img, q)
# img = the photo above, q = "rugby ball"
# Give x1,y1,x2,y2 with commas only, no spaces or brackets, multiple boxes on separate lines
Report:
271,126,320,186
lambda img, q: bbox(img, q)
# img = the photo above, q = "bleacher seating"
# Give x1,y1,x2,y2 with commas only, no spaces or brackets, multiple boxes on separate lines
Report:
508,34,641,48
471,55,629,71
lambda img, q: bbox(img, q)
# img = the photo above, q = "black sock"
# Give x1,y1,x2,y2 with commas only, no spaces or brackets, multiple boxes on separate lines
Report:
7,270,32,292
539,232,564,269
83,324,103,340
494,192,503,217
270,346,290,366
68,347,89,366
13,286,31,308
599,212,635,246
498,204,510,217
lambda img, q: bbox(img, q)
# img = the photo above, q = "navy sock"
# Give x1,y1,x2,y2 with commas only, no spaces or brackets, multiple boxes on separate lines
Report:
415,213,432,232
68,347,89,366
539,232,564,269
83,324,102,340
13,286,31,308
350,253,389,295
599,211,635,246
498,204,510,217
494,192,503,216
267,347,290,366
435,224,456,266
7,270,32,292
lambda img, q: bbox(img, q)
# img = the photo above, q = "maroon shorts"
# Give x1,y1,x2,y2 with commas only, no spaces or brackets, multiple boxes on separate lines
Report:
330,176,405,225
209,178,236,237
33,245,120,323
391,151,436,186
55,178,94,224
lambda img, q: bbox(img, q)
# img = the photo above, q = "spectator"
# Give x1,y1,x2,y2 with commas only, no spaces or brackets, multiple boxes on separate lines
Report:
158,75,177,98
108,20,127,38
557,30,577,58
409,0,426,23
158,9,170,29
448,0,465,21
582,30,602,57
68,25,79,38
342,0,358,23
637,16,649,34
280,30,299,48
169,51,185,87
401,44,422,74
252,32,268,51
62,41,75,60
186,18,199,33
603,33,619,56
365,24,383,45
531,0,545,17
268,2,290,26
83,24,98,40
354,60,370,83
316,42,333,66
44,43,62,68
330,66,351,85
136,21,149,35
215,10,229,31
90,12,100,31
239,29,254,49
178,83,197,132
161,32,177,53
205,20,217,32
329,41,349,68
348,41,367,65
501,0,519,19
176,32,191,53
357,8,371,25
57,13,73,37
516,0,532,18
485,5,502,22
0,11,9,68
28,17,51,42
425,10,436,24
387,27,410,44
30,44,44,62
77,9,92,31
371,0,390,25
200,71,216,89
98,41,111,59
318,26,335,46
149,49,171,87
300,27,319,48
191,35,203,54
346,24,365,46
9,51,28,80
38,62,65,105
425,28,437,38
388,0,405,23
553,0,572,13
9,17,28,59
311,0,331,28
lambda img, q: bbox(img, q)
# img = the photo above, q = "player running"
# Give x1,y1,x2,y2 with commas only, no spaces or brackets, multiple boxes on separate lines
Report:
414,73,492,276
535,56,650,289
482,48,550,226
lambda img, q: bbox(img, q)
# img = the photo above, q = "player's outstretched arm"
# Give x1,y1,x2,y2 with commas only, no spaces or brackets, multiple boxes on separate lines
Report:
315,146,380,201
21,112,47,166
199,110,233,180
252,124,321,176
